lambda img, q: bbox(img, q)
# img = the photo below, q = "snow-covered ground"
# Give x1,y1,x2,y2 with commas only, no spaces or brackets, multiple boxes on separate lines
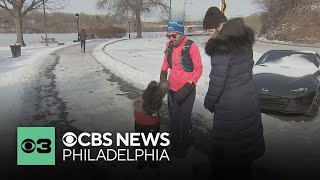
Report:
0,42,78,87
0,33,78,47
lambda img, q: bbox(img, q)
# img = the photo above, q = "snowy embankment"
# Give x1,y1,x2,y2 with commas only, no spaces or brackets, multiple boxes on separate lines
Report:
92,38,155,90
0,43,77,87
0,33,78,47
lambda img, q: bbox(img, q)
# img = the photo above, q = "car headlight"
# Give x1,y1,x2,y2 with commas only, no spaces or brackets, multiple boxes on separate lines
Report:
290,88,308,93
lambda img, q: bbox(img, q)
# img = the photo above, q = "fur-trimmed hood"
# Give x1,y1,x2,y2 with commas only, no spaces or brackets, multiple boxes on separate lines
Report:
205,18,255,56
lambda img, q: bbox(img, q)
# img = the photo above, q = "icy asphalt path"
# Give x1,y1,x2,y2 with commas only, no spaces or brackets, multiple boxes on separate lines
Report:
54,41,135,133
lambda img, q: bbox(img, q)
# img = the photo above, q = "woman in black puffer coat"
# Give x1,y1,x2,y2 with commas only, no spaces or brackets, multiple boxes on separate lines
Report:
203,7,265,179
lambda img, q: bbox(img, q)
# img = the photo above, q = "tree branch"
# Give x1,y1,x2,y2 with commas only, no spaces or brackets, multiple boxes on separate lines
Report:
125,0,136,11
6,0,13,5
0,0,15,16
149,0,168,8
21,0,43,17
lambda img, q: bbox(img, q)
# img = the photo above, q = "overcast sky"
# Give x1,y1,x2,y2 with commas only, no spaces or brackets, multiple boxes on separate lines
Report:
61,0,260,21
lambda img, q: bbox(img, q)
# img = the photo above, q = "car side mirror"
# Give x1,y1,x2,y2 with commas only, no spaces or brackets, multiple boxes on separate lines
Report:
314,70,320,81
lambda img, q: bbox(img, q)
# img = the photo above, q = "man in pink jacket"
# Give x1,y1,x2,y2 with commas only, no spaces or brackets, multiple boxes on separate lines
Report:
160,18,203,158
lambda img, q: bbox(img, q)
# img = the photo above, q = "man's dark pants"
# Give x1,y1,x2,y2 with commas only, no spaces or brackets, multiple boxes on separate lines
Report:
167,89,195,155
80,40,86,53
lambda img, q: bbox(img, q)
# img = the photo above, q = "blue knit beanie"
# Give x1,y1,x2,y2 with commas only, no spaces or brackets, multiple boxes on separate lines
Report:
167,18,184,34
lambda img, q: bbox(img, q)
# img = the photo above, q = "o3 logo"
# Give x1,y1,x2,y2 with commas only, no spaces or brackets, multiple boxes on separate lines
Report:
21,138,51,153
17,127,55,165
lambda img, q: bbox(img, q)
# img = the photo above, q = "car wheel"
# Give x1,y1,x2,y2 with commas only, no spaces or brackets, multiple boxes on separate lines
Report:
305,89,320,117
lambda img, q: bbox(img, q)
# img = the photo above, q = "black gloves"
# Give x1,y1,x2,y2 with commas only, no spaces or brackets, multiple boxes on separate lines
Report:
160,71,167,82
175,83,194,104
160,71,194,104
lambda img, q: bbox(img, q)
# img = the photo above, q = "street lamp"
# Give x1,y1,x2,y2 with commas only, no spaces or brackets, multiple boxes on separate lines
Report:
128,21,131,39
169,0,172,20
75,13,79,41
183,0,192,21
42,0,48,46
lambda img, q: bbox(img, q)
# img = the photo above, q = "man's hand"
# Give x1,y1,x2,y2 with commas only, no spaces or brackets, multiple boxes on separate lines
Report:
160,71,167,82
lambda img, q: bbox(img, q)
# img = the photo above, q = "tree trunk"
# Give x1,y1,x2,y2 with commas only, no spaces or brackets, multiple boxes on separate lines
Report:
135,11,142,38
14,12,26,46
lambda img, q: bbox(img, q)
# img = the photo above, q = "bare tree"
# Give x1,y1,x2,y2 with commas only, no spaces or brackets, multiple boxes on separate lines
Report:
96,0,169,38
0,0,64,46
252,0,320,39
252,0,299,32
253,0,320,12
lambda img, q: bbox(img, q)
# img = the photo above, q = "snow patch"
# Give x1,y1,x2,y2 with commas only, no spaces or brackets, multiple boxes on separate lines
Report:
0,43,75,87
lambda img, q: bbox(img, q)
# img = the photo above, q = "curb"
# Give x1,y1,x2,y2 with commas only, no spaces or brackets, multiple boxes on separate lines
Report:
256,39,320,48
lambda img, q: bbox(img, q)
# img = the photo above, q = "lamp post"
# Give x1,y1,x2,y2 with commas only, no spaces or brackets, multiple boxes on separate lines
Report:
183,0,192,21
128,21,131,39
183,0,186,21
42,0,48,46
169,0,172,20
75,13,79,41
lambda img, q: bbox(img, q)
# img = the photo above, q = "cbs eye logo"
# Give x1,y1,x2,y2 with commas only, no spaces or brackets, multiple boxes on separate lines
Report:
21,138,51,153
62,132,77,147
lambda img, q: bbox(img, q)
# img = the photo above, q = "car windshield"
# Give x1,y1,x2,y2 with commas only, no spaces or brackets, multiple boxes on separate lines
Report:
256,52,318,68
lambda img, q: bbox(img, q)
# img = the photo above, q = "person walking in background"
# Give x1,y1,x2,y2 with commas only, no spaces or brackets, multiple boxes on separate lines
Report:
203,7,265,179
160,18,203,158
78,27,87,53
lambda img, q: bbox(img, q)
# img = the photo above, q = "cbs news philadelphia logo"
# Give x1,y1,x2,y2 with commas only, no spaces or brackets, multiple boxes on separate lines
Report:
17,127,55,165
